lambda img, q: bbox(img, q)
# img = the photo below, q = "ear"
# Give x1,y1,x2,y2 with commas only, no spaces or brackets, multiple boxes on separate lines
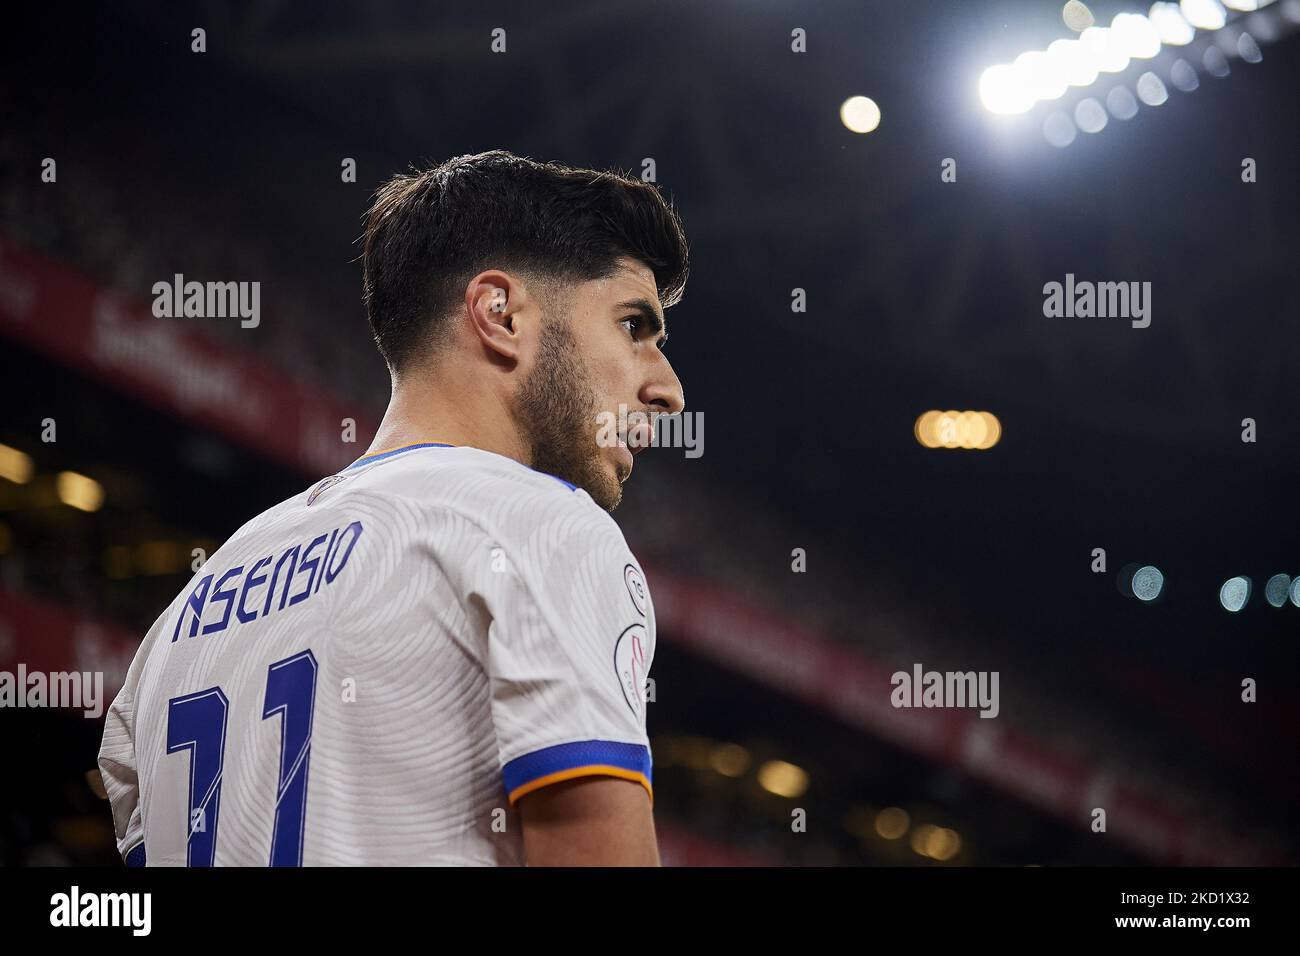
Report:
464,269,530,364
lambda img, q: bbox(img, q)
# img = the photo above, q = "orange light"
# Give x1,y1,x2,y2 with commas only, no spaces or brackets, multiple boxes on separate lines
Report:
914,411,1002,449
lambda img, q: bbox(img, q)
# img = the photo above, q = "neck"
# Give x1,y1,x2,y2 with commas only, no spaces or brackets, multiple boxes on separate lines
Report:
363,368,529,466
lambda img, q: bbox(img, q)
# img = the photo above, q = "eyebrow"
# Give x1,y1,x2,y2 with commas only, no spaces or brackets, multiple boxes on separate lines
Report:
615,297,668,346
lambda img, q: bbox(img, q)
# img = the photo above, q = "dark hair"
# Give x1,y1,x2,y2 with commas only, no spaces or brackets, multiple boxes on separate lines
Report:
361,149,690,371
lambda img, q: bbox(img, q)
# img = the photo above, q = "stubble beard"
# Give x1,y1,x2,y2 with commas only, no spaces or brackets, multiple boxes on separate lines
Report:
514,318,623,511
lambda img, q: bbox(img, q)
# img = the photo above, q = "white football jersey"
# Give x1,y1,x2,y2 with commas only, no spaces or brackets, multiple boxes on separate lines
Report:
98,442,656,866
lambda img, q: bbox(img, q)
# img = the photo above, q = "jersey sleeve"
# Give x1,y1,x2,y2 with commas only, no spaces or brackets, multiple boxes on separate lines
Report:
97,611,165,866
479,493,656,807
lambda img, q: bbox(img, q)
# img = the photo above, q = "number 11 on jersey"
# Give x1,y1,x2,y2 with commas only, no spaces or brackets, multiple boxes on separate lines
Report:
166,649,319,866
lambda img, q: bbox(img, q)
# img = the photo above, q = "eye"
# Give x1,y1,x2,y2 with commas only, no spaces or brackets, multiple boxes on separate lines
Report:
619,315,641,339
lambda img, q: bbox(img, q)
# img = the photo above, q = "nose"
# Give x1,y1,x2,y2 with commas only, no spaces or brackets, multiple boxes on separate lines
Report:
640,350,685,416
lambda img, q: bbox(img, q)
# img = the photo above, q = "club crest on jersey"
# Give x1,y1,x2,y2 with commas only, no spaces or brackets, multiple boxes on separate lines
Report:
308,473,350,506
614,623,649,719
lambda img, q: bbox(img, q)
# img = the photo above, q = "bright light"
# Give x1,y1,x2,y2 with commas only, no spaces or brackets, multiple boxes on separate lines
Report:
1107,85,1140,119
1014,50,1069,102
1047,38,1099,87
1132,566,1164,601
934,411,961,448
1203,45,1231,76
840,96,881,133
1150,2,1197,43
1264,574,1291,608
1111,13,1163,58
1181,0,1227,29
1043,110,1078,147
875,807,910,839
0,444,34,484
757,759,809,798
1075,97,1108,132
914,411,1001,449
1170,57,1201,90
927,827,962,861
914,410,942,448
56,471,104,512
1079,26,1131,73
979,64,1034,114
1136,71,1169,104
1223,1,1263,9
910,823,939,857
1219,576,1251,612
1063,0,1096,31
709,743,750,778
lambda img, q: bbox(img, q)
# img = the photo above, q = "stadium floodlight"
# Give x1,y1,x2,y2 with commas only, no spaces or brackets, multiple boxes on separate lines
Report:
1237,31,1264,60
1107,85,1140,119
1079,26,1132,72
1111,12,1164,58
1075,97,1108,132
1219,575,1251,611
56,471,104,512
1169,57,1201,89
1063,0,1097,31
1014,50,1070,101
1264,573,1291,607
757,760,809,798
1203,44,1231,75
0,444,34,484
1136,71,1170,104
1047,37,1100,86
1043,110,1078,146
978,0,1286,137
1181,0,1228,29
979,64,1035,114
840,95,882,133
1149,2,1197,43
1131,566,1164,601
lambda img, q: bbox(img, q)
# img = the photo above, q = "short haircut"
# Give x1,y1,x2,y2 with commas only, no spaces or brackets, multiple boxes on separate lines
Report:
361,149,690,371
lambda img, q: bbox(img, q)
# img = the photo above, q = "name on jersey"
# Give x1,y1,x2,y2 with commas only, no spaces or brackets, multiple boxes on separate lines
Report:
171,520,364,642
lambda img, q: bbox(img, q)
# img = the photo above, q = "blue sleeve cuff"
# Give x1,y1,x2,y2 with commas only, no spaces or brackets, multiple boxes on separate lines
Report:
502,740,652,805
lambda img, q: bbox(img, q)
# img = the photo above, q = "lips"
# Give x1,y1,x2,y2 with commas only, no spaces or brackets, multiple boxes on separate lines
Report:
625,419,654,454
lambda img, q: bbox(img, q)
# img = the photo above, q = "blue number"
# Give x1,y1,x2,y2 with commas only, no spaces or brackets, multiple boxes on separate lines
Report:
166,688,229,867
165,650,318,866
262,650,318,866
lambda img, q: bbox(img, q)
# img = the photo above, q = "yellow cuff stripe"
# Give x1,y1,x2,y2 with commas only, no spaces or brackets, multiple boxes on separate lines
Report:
507,765,654,807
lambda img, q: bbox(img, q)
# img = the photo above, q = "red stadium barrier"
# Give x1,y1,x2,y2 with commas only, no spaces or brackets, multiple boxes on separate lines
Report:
644,564,1284,866
0,237,376,477
0,589,138,706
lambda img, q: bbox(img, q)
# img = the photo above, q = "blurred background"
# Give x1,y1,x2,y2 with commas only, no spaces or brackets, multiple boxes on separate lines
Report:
2,0,1298,866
